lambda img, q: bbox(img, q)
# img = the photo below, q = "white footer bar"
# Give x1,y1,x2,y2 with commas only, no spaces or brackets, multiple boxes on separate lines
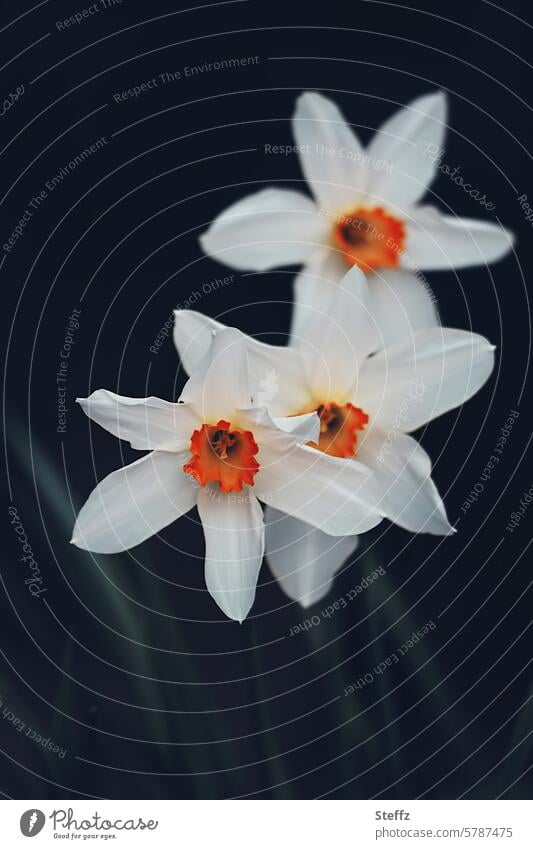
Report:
1,799,531,847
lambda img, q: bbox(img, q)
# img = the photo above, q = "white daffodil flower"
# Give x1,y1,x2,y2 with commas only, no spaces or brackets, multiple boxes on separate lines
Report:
174,266,495,607
200,90,513,345
71,328,385,621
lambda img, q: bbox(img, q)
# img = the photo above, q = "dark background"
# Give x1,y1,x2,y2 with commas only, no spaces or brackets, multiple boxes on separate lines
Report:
1,0,531,799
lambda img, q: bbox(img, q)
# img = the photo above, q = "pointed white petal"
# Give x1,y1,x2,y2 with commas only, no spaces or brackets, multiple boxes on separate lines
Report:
406,206,514,270
265,505,358,607
173,310,224,377
255,443,382,536
197,487,264,622
180,327,253,422
292,92,367,212
289,248,347,344
199,188,328,271
271,411,321,444
300,265,376,401
244,337,312,416
240,406,320,446
357,327,495,432
174,310,312,417
71,451,196,553
366,91,447,208
77,390,198,452
368,268,440,350
358,428,453,535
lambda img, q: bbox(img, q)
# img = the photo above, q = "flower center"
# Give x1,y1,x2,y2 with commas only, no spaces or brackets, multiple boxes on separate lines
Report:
332,206,406,270
308,402,369,458
183,419,260,492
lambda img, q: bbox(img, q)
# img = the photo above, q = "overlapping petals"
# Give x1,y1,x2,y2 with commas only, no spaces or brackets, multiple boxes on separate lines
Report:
199,90,513,349
73,327,384,620
174,264,495,611
264,506,359,608
74,88,504,617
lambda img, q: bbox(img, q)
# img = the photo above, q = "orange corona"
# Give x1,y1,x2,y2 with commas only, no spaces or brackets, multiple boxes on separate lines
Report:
184,420,259,492
333,206,406,270
308,403,369,459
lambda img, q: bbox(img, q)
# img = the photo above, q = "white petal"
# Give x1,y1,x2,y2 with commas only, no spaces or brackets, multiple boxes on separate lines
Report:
292,92,367,212
245,338,312,416
366,91,447,208
289,248,347,344
368,268,440,350
199,188,328,271
175,310,312,417
197,486,264,622
265,505,358,607
173,310,223,377
300,265,377,401
255,443,383,536
180,327,252,422
271,412,320,444
357,327,495,432
406,206,514,270
71,452,196,553
240,406,320,446
358,428,453,535
77,390,198,452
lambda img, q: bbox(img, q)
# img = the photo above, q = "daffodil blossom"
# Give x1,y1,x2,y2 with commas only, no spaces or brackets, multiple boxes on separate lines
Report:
71,328,384,621
173,266,495,607
200,90,513,345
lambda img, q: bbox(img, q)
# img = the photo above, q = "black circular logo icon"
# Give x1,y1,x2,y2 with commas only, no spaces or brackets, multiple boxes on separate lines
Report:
20,810,46,837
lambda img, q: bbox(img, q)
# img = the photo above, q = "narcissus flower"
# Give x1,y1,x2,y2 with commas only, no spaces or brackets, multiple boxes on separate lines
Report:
174,266,496,606
71,328,384,621
200,90,513,344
